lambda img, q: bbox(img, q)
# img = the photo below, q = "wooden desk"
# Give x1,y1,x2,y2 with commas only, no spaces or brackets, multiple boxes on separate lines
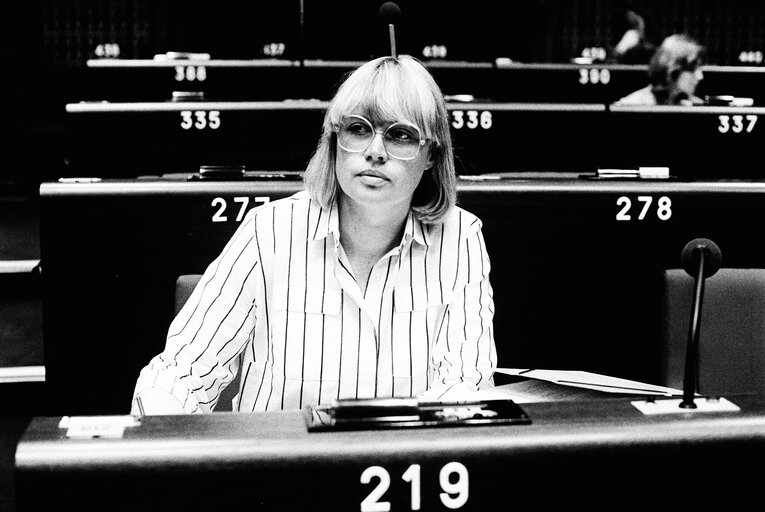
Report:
62,99,765,179
15,391,765,511
63,101,608,176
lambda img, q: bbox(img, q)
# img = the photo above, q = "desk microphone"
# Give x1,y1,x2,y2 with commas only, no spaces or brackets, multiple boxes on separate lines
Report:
378,1,401,57
678,237,722,409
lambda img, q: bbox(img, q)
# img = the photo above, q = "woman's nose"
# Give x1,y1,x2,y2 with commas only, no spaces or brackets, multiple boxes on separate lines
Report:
365,131,388,161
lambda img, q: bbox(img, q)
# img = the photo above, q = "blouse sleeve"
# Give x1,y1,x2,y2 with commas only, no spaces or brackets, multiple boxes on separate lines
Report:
131,209,262,414
418,217,497,401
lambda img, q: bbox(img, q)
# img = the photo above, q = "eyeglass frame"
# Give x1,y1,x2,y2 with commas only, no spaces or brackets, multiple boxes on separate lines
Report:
333,114,429,161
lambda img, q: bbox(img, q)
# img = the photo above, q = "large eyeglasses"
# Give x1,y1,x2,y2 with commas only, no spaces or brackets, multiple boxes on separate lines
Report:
335,115,427,161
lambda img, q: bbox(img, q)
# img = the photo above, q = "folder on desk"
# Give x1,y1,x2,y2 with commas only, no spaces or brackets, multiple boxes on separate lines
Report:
303,398,531,432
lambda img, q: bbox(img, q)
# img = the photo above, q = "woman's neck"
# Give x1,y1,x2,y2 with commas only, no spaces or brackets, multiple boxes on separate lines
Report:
338,196,409,258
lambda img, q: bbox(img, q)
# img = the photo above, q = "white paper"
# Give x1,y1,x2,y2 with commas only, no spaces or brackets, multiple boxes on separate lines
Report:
59,415,141,439
494,368,684,396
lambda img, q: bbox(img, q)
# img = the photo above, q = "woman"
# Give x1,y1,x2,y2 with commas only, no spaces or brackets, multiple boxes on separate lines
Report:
615,33,705,105
131,55,497,414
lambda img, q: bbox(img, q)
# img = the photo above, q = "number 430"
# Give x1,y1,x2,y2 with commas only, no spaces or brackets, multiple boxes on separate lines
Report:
360,462,469,511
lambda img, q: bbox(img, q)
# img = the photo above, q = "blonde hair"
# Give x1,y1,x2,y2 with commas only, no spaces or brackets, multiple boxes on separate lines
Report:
303,55,456,224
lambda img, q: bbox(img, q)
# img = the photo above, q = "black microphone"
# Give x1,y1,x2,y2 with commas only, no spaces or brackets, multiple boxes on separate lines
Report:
678,238,722,408
378,1,401,57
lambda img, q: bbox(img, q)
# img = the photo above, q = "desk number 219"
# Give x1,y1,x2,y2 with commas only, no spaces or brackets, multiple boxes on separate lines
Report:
361,462,468,511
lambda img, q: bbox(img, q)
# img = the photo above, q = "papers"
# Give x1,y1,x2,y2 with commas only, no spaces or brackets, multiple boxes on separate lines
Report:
495,368,683,397
59,415,141,439
596,167,670,179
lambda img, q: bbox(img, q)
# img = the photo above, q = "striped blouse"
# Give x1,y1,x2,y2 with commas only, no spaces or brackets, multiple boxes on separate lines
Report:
132,190,496,413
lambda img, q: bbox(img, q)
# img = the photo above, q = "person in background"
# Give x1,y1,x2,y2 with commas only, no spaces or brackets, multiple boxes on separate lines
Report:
615,33,706,106
131,55,497,414
612,1,655,64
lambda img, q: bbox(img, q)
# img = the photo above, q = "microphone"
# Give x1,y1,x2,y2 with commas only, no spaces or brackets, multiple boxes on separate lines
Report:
378,1,401,57
678,238,722,408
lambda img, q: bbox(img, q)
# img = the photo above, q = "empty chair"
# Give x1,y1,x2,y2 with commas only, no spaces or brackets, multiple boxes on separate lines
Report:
661,268,765,396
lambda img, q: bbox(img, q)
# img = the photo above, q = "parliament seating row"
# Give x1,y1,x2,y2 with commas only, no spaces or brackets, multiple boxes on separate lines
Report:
79,60,765,105
14,394,765,510
73,0,765,66
62,100,765,179
37,176,765,416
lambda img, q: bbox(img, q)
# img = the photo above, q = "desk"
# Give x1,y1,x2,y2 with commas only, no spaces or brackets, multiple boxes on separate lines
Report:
81,60,648,104
63,100,765,179
63,101,608,176
63,100,328,175
14,392,765,511
606,105,765,178
0,416,31,512
81,59,765,106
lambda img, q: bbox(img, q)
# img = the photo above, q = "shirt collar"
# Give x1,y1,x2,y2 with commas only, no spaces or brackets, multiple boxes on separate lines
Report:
403,210,432,247
307,197,432,248
307,197,339,245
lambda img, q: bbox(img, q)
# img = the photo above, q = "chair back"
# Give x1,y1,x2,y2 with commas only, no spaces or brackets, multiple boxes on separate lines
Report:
662,268,765,395
174,273,238,411
174,274,203,315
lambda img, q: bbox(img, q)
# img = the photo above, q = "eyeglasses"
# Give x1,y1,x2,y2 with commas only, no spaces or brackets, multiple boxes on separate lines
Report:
335,115,427,160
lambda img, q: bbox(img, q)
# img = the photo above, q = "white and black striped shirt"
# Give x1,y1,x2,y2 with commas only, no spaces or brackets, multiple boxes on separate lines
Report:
132,190,496,413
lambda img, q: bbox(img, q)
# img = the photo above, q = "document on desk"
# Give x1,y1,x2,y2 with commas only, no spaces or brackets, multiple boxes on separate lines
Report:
495,368,683,396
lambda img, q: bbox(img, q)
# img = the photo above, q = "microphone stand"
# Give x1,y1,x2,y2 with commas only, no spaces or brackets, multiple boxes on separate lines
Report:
679,249,706,409
388,24,397,57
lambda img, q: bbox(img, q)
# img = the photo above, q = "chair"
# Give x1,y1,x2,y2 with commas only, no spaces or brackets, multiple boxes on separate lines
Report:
661,268,765,396
174,274,203,315
175,274,240,412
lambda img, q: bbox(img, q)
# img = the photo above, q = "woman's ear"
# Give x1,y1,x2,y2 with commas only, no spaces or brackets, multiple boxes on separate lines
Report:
424,145,435,170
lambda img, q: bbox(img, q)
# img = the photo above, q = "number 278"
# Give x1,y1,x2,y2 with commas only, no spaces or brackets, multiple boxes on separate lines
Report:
616,195,672,221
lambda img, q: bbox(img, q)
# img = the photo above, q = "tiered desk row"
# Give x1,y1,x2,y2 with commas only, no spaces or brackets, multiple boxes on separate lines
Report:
38,177,765,416
8,56,765,512
65,59,765,179
30,57,765,416
14,395,765,510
